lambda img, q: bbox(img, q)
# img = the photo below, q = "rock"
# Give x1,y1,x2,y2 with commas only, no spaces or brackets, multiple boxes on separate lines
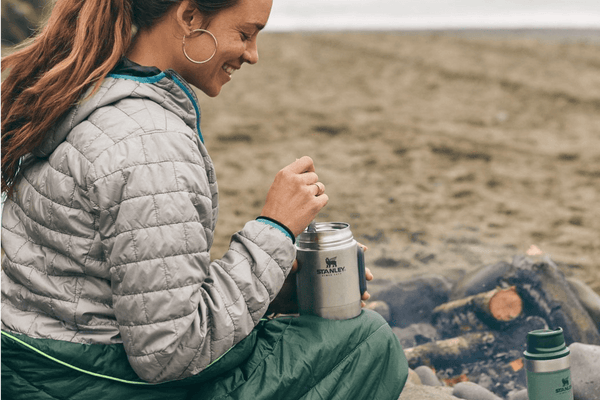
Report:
570,342,600,400
405,368,422,387
392,323,439,348
372,274,452,328
365,278,395,299
414,365,442,386
450,261,512,300
399,384,461,400
567,278,600,331
452,382,502,400
364,300,391,322
507,389,528,400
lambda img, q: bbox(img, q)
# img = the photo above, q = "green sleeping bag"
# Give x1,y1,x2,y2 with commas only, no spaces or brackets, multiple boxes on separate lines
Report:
2,310,408,400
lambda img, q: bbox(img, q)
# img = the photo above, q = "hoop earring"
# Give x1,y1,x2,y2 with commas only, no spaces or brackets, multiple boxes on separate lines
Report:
182,28,218,64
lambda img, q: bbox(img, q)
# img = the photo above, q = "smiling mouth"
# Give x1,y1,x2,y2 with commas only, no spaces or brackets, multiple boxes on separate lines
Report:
222,64,236,76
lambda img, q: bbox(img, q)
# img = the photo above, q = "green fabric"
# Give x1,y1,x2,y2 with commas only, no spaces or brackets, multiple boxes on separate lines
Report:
2,310,408,400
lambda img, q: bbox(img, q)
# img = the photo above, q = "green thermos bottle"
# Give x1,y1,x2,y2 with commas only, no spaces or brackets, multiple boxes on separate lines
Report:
524,328,573,400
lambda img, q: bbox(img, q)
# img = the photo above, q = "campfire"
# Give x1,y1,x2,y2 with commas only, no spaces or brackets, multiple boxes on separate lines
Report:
368,255,600,399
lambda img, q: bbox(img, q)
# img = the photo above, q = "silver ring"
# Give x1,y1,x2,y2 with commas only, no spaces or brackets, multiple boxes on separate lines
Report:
313,182,323,196
182,28,218,64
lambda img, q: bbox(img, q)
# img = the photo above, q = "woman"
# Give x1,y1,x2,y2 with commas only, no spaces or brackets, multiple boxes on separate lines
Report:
1,0,408,398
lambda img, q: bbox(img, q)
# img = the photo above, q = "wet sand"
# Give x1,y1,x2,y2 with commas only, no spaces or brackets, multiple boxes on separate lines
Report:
199,30,600,294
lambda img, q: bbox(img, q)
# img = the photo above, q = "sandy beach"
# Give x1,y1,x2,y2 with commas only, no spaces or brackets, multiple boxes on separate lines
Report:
2,29,599,292
198,30,600,293
2,25,599,400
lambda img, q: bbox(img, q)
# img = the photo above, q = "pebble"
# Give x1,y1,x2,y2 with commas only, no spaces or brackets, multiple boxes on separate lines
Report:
414,365,442,387
399,384,461,400
364,300,391,322
373,274,452,327
452,382,503,400
405,368,422,387
570,342,600,400
506,389,528,400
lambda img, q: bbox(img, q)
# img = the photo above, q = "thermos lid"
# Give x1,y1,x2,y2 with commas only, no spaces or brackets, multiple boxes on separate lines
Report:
524,327,570,360
296,222,354,250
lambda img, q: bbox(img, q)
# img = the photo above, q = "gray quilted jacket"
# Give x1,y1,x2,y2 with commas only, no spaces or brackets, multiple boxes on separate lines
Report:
1,68,296,383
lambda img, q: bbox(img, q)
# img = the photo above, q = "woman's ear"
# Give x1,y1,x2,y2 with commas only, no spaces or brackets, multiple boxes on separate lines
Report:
175,0,205,35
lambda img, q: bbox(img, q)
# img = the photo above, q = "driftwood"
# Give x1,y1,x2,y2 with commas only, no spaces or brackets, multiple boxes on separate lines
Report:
567,277,600,331
447,255,600,345
404,331,495,369
506,256,600,345
432,286,523,335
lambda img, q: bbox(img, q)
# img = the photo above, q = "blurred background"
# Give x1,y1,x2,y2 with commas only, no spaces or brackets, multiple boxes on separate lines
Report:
2,1,600,292
3,0,600,45
267,0,600,31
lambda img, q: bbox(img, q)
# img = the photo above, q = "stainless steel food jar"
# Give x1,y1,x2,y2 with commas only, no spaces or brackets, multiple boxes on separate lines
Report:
295,222,367,320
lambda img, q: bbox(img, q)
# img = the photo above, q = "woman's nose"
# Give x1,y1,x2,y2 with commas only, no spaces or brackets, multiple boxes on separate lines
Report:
243,40,259,65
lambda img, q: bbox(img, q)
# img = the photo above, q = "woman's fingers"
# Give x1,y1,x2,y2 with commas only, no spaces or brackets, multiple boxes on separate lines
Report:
298,171,319,185
287,156,316,174
260,156,328,236
361,268,373,308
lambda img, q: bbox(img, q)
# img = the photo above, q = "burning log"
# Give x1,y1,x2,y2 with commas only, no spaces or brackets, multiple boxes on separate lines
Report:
404,331,495,369
432,286,523,335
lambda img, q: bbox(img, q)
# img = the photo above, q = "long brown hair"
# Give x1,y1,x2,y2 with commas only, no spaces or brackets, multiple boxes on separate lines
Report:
1,0,133,196
1,0,241,197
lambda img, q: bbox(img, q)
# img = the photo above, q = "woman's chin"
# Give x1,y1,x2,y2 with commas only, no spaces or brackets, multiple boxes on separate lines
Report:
199,83,223,98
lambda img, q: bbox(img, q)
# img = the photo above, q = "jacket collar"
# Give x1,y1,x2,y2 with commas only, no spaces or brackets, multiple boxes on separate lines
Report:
111,57,162,78
34,60,204,158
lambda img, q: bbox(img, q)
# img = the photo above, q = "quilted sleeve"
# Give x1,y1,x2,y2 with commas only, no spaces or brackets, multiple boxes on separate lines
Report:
87,128,295,383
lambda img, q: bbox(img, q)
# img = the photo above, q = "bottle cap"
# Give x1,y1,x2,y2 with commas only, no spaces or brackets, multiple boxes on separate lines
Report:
524,327,570,360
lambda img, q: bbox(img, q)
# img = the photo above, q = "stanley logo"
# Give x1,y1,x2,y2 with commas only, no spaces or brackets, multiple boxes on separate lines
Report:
317,257,347,275
555,376,572,394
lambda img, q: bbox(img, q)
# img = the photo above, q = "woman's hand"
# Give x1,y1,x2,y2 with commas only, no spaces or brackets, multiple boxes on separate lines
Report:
260,156,328,237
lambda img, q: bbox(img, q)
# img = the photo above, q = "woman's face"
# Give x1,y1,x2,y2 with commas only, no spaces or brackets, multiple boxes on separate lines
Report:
178,0,273,97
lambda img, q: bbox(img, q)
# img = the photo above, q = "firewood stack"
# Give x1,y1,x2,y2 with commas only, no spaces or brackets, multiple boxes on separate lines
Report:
369,255,600,399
